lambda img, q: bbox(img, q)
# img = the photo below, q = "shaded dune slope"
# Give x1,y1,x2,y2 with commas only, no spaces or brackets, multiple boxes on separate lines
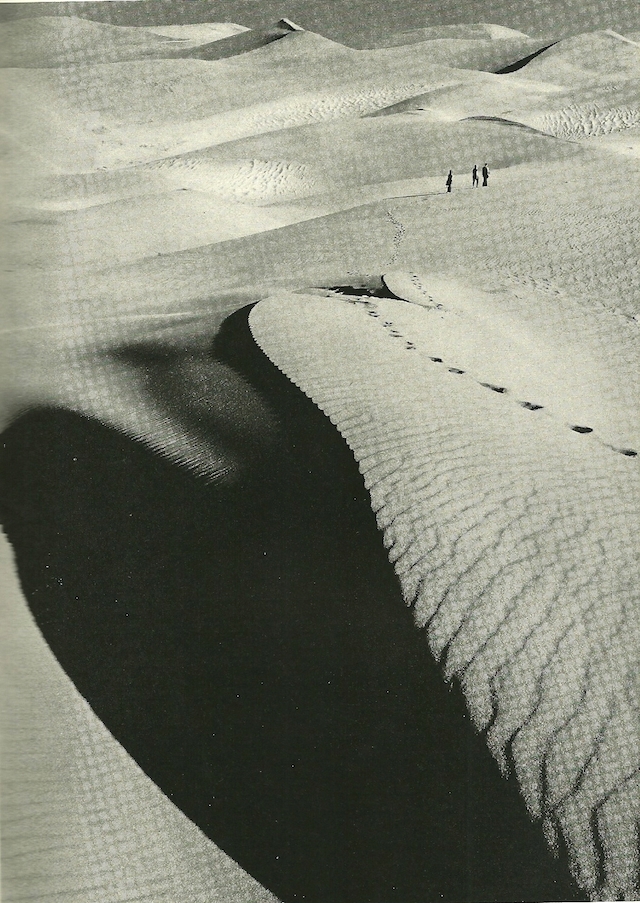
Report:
0,306,582,903
249,286,640,902
170,18,305,61
1,525,278,903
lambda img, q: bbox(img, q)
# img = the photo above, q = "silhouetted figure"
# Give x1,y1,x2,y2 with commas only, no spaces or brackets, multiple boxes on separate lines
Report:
482,163,489,187
472,165,479,187
446,170,453,193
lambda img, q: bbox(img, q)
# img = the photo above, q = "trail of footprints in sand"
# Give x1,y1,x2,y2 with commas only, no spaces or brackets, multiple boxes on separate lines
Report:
330,290,638,460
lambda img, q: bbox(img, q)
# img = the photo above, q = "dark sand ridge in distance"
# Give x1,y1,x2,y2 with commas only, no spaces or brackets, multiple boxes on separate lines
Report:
1,31,557,173
2,0,640,48
0,15,299,68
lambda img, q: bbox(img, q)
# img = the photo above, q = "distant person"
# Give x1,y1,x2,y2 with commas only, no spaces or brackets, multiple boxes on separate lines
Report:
482,163,489,187
472,165,479,187
446,170,453,193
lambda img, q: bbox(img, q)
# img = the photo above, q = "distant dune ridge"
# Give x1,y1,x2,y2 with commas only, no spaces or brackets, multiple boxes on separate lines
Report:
2,10,639,903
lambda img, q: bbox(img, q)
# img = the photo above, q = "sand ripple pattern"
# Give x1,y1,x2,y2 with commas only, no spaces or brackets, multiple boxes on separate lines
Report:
250,292,640,902
148,158,319,202
532,105,640,139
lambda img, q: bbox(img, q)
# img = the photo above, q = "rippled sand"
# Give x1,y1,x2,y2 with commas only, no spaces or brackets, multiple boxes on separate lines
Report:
2,12,639,903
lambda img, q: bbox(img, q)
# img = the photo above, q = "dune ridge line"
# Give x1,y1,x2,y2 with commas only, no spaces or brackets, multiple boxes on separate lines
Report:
249,281,640,902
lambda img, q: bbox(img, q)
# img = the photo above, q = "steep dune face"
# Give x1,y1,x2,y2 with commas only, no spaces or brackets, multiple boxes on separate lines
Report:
0,532,279,903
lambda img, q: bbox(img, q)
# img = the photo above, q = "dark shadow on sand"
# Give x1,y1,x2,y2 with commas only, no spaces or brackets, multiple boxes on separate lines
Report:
0,305,581,903
495,41,557,74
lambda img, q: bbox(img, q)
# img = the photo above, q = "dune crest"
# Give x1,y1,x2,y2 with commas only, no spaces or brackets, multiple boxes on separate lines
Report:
250,282,640,902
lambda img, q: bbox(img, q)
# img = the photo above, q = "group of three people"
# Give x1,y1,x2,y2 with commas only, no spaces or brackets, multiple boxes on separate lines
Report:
446,163,489,192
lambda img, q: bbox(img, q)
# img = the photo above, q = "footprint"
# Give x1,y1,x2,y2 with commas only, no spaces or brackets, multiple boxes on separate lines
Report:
520,401,544,411
480,383,507,394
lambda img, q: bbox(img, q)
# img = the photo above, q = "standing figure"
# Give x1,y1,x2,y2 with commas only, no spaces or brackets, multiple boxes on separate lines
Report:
472,165,479,187
482,163,489,187
446,170,453,193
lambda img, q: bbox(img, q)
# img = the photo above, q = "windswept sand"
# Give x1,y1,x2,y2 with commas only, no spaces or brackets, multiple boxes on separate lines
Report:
2,12,639,903
250,282,639,899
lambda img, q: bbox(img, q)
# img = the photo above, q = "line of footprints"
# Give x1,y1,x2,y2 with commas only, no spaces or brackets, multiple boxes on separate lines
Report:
333,291,638,459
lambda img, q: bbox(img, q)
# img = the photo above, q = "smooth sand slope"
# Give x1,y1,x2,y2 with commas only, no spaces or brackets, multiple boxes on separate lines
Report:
2,12,639,903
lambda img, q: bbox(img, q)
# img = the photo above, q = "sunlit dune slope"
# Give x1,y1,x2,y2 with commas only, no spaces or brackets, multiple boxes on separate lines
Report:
249,282,640,901
0,16,178,67
168,116,582,195
379,23,531,44
140,22,249,43
2,36,473,169
0,15,289,68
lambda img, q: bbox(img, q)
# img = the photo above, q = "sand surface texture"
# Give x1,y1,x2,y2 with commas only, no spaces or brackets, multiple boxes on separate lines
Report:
250,281,640,900
2,10,639,903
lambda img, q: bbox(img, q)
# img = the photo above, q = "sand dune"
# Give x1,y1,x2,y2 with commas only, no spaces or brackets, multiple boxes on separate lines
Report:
0,16,178,67
366,74,562,121
381,23,531,44
173,19,306,62
362,35,549,72
510,29,640,82
589,122,640,156
3,12,640,903
0,15,283,68
145,157,320,202
140,22,249,43
5,191,293,269
250,283,639,901
184,116,582,195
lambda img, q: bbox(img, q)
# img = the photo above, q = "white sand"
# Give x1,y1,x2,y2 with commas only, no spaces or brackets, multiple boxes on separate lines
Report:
2,13,639,903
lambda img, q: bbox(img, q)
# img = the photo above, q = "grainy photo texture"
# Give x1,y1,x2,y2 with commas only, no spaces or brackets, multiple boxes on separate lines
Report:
1,1,639,901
